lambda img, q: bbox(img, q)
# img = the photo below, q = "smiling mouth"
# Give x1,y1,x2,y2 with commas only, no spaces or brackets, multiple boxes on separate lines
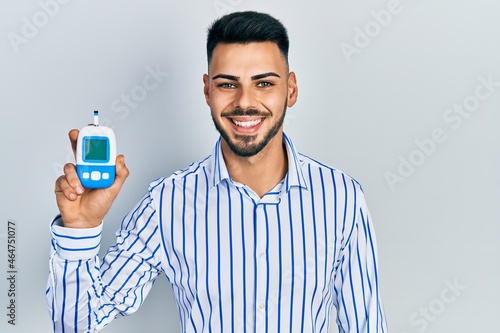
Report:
231,118,263,128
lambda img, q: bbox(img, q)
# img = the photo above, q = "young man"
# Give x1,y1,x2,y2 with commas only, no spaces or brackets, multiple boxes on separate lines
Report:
49,11,388,332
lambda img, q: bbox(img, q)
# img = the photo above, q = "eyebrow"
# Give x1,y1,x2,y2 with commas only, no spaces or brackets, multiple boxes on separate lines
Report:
251,72,281,80
211,72,281,81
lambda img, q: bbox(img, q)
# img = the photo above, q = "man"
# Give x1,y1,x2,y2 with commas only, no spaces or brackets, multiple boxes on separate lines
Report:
48,11,388,332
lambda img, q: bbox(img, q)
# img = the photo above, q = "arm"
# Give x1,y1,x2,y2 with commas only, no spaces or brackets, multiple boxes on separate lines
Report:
47,129,162,332
333,191,388,333
46,193,163,332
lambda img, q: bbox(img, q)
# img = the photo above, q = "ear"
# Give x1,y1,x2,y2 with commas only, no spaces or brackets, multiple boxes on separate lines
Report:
203,74,210,104
287,71,298,107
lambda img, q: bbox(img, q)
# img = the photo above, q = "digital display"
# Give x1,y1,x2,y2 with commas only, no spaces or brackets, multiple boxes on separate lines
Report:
83,137,109,162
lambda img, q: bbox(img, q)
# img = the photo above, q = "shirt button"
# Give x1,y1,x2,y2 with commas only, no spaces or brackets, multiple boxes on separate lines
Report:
259,252,266,259
259,302,265,310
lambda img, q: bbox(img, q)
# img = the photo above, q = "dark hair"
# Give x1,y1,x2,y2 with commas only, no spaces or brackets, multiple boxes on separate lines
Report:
206,11,289,67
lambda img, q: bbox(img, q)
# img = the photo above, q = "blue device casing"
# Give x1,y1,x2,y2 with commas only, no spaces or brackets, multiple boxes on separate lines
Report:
76,164,115,189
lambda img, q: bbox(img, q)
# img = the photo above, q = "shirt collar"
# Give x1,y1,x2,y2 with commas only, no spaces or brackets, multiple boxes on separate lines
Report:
210,133,308,192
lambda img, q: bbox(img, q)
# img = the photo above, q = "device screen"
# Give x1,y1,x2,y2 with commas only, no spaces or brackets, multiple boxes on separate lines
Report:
83,137,109,162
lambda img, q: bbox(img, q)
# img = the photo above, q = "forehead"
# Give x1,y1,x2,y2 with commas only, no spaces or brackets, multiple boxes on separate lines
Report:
209,42,287,76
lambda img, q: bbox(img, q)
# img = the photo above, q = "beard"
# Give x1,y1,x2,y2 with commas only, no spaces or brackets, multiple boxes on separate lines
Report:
211,101,287,157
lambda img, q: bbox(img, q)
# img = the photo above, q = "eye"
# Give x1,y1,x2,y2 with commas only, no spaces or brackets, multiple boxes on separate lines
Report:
257,81,273,88
218,82,236,89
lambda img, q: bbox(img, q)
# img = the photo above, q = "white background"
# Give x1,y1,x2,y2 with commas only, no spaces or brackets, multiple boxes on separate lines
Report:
1,0,499,332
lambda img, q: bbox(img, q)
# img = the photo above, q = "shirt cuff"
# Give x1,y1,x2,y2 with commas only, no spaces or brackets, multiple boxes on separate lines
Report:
50,215,103,260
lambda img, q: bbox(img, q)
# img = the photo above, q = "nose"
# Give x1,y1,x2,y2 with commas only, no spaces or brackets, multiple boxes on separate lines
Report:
233,85,257,110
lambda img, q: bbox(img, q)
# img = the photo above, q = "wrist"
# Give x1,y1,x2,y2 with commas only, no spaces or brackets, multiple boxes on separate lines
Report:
58,214,102,229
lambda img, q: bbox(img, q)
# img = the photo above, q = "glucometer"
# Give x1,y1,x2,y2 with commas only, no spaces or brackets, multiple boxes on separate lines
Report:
76,111,116,188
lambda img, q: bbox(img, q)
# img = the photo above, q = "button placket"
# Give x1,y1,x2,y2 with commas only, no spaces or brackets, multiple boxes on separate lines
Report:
255,204,268,315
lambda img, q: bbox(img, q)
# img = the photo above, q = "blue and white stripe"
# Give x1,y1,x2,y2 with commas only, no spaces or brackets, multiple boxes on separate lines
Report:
47,133,387,332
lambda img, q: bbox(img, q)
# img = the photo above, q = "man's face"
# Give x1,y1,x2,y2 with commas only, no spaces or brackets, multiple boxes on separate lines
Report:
203,41,298,157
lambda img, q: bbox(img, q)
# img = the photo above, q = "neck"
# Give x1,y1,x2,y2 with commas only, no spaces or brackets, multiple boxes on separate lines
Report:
221,133,288,198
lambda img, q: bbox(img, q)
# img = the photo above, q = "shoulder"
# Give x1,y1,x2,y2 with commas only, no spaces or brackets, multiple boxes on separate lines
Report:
297,152,364,194
147,154,213,194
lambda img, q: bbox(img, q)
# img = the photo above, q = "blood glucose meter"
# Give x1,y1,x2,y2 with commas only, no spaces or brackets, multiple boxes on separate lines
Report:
76,111,116,188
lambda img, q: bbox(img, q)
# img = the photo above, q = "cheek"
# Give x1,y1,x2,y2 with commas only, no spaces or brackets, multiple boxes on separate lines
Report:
208,90,235,112
258,90,287,112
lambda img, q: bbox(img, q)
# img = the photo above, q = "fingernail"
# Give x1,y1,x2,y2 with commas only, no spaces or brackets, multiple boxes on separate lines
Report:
76,186,84,195
69,193,77,200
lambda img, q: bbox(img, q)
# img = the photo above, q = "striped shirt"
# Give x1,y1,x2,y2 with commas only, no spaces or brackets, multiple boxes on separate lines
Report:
47,133,388,332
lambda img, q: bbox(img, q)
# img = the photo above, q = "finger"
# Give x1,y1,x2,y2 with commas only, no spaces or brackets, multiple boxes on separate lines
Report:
55,174,79,201
54,175,67,193
68,129,79,156
62,163,84,198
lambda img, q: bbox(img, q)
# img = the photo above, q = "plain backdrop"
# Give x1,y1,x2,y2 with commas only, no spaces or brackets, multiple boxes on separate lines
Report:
1,0,499,332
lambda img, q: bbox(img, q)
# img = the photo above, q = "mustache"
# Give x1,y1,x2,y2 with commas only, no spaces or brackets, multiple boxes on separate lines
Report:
221,108,271,117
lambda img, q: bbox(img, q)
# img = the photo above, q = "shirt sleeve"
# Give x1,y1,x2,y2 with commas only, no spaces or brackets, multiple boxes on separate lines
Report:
46,193,163,332
332,190,388,333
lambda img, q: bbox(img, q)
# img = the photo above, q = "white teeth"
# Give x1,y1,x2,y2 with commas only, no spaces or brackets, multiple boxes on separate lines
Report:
233,119,262,128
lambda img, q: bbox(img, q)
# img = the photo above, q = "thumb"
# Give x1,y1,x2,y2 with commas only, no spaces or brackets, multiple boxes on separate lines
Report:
110,154,129,192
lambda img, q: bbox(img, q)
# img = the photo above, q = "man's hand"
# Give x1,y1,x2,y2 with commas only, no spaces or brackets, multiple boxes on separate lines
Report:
54,129,129,228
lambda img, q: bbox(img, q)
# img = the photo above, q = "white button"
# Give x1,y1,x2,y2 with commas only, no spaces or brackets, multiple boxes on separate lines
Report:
91,171,101,181
102,173,109,180
259,252,266,259
259,302,265,310
82,172,90,179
